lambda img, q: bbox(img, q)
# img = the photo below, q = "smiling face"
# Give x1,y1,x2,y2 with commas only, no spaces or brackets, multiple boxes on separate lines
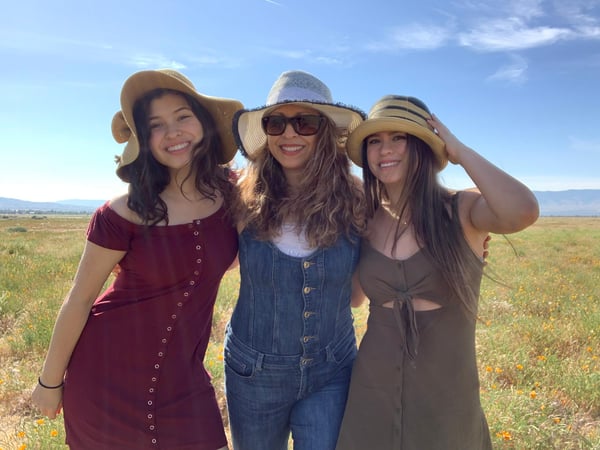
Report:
147,92,204,174
366,131,411,195
265,104,320,187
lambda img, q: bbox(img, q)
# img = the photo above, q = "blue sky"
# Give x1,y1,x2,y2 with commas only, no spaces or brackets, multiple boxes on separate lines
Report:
1,0,599,202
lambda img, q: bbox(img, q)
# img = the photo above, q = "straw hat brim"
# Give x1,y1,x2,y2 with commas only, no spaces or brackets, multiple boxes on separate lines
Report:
234,100,365,159
114,70,242,178
347,117,448,170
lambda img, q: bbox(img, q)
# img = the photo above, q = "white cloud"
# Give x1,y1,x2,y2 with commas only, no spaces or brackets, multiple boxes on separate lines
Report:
314,56,344,65
0,30,112,55
130,55,186,70
459,17,572,51
364,24,450,51
456,0,600,52
555,0,600,30
487,54,528,83
455,0,544,19
267,49,312,59
360,1,597,56
263,48,344,65
184,53,242,69
508,0,545,20
577,24,600,37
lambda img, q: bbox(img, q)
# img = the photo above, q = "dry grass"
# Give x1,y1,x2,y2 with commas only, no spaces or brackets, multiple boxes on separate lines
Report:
1,215,599,449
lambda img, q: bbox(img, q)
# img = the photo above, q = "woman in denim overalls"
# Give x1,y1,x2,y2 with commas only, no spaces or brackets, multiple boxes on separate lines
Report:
224,70,367,450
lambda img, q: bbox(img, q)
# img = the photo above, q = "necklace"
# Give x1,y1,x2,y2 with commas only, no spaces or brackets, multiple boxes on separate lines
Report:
382,205,409,226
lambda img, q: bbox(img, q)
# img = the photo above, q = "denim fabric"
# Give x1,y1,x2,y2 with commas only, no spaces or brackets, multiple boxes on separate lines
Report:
224,229,360,450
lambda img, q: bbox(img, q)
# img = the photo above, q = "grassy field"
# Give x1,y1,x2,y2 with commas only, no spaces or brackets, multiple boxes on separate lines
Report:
0,215,598,449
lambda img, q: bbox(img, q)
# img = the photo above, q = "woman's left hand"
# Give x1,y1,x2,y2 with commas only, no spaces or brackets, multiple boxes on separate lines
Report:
427,114,469,165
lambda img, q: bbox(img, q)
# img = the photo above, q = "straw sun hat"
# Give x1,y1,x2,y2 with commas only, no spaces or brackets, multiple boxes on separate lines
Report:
346,95,448,170
111,69,243,181
234,70,365,159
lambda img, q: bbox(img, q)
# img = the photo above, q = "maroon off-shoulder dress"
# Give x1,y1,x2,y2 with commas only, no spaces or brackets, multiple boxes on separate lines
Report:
62,202,237,449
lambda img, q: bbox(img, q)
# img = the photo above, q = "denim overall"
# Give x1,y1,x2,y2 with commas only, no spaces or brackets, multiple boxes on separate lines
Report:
224,228,361,450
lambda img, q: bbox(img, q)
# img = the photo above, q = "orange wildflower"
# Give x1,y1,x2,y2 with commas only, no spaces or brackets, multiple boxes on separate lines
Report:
530,390,537,399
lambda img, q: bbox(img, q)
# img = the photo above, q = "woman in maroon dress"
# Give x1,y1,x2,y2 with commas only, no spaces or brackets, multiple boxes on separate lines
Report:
32,69,242,449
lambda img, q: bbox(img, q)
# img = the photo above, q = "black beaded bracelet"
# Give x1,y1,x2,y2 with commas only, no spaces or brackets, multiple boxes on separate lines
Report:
38,377,64,389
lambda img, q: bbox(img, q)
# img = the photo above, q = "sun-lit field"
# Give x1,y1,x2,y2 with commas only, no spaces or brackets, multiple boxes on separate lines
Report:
0,215,598,449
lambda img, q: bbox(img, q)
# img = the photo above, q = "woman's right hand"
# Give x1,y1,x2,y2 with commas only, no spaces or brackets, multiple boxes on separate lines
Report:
29,241,126,420
31,383,63,419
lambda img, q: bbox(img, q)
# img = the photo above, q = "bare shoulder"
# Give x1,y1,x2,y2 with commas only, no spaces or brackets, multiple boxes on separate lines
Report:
108,194,143,224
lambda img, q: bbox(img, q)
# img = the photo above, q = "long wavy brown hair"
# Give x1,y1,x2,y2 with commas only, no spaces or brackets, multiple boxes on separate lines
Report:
235,117,366,247
362,135,482,318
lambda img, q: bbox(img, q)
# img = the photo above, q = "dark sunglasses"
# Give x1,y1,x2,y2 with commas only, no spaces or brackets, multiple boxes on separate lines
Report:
261,114,325,136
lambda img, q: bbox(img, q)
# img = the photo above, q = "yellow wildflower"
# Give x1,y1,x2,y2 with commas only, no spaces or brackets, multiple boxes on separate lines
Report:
496,430,512,441
530,390,537,399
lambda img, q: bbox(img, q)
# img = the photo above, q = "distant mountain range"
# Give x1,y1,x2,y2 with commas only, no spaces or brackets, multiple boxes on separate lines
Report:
0,197,105,214
1,190,599,216
533,190,600,216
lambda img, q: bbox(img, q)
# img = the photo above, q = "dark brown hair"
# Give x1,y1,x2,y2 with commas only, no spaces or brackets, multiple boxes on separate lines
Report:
362,135,481,317
120,89,236,225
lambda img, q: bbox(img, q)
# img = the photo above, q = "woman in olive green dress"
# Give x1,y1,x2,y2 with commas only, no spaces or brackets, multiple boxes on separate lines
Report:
336,95,539,450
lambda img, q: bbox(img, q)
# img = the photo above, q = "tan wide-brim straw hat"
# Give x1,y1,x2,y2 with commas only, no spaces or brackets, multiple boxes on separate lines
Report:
346,95,448,170
111,69,243,181
234,70,365,159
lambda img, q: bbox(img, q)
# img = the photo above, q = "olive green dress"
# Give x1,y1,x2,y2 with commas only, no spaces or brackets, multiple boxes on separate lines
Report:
336,218,492,449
